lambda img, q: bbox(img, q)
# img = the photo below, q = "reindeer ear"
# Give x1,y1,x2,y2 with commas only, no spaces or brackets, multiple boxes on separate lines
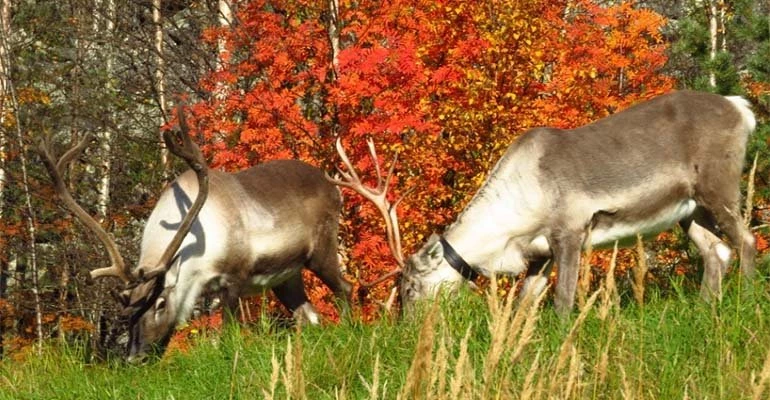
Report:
425,234,444,262
118,290,131,307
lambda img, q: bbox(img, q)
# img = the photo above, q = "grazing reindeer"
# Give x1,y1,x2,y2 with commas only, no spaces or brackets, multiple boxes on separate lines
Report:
333,90,757,315
40,110,352,362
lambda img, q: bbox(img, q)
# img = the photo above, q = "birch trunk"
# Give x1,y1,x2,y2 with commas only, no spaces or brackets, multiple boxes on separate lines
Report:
154,0,169,175
708,0,718,88
327,0,340,79
8,84,43,355
214,0,232,103
96,0,116,224
0,0,9,221
0,0,11,360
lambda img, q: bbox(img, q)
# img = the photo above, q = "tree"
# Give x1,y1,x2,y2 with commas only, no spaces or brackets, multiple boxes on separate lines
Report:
191,0,676,318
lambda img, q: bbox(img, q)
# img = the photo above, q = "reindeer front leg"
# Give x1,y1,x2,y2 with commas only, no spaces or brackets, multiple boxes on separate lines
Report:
552,230,585,316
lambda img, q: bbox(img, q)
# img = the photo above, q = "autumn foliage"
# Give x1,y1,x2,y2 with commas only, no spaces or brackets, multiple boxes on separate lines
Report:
187,0,676,321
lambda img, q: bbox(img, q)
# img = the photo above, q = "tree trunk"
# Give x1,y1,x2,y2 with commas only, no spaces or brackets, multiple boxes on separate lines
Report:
0,0,9,210
0,0,10,360
8,85,44,355
214,0,232,102
154,0,169,176
708,0,718,88
327,0,340,79
96,0,116,224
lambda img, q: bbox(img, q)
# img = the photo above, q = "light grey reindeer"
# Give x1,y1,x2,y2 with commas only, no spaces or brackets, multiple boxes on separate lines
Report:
40,110,351,362
335,90,757,314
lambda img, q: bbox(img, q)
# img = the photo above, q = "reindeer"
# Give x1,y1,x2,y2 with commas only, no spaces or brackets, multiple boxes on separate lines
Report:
39,109,352,362
332,90,757,315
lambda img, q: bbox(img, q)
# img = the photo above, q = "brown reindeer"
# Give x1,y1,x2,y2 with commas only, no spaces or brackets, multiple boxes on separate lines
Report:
40,109,352,362
332,90,757,315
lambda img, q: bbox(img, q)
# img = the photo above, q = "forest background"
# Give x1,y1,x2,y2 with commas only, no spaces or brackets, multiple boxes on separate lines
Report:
0,0,769,359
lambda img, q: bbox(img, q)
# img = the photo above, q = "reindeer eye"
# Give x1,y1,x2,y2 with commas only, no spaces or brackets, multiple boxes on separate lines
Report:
155,297,166,310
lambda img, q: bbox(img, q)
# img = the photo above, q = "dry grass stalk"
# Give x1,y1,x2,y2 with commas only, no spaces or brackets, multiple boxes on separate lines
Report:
578,226,594,308
333,383,347,400
752,345,770,400
428,326,449,399
509,282,549,364
361,353,381,400
400,300,439,399
483,276,518,388
594,317,617,391
263,348,281,400
599,242,620,320
549,288,600,395
744,152,758,227
280,332,307,400
632,234,648,306
563,344,582,398
619,362,633,400
228,349,240,400
449,325,475,400
519,351,541,400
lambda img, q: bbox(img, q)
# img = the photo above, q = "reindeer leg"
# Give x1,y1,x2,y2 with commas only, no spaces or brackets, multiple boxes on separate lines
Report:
551,230,585,316
520,257,550,301
272,272,321,325
681,212,730,301
221,287,241,326
308,234,353,305
710,207,756,279
697,165,756,279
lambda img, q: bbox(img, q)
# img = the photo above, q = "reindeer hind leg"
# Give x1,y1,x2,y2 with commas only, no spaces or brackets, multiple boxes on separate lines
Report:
272,272,321,325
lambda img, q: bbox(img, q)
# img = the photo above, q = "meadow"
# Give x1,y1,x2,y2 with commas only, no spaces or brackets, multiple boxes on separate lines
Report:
2,265,770,400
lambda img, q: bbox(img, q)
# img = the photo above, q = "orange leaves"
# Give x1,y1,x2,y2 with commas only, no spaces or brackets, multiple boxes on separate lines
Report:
534,0,674,128
59,315,95,334
190,0,677,320
756,233,769,252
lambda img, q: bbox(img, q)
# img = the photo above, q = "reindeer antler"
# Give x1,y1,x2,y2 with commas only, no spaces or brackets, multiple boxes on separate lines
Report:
39,105,209,285
138,106,209,281
38,133,133,284
326,137,407,287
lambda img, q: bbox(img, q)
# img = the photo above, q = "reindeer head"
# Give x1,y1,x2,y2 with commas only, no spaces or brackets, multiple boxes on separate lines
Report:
117,277,177,363
400,233,467,309
39,106,208,363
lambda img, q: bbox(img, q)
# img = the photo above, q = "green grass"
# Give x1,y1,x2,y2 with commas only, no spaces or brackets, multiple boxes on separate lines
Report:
2,278,770,400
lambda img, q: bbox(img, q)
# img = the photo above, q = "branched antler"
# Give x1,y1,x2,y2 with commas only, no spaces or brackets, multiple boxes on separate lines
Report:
38,133,133,283
327,137,408,288
38,105,210,285
138,106,209,280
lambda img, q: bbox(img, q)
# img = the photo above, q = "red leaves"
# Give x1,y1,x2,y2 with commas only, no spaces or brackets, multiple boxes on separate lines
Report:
189,0,678,320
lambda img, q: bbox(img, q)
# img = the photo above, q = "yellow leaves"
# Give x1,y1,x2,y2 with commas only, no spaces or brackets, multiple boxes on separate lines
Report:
16,87,50,105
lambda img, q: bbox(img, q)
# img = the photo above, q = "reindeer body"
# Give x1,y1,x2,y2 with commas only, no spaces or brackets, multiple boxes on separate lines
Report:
402,90,756,313
40,109,353,362
129,160,351,360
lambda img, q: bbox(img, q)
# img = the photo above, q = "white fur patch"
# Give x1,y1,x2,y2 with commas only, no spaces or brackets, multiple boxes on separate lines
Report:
725,96,756,133
295,302,320,325
250,267,301,288
590,199,697,247
715,243,731,264
520,275,547,299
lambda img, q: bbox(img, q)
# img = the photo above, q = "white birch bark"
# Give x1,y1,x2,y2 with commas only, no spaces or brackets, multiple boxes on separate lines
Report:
214,0,233,105
7,83,43,354
708,0,718,88
0,0,11,360
0,0,10,222
96,0,115,223
327,0,340,79
154,0,169,175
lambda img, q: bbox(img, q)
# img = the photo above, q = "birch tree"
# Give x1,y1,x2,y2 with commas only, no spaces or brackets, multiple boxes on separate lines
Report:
0,0,11,360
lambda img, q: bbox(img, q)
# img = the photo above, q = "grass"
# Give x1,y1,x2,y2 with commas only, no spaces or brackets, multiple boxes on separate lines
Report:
2,273,770,400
